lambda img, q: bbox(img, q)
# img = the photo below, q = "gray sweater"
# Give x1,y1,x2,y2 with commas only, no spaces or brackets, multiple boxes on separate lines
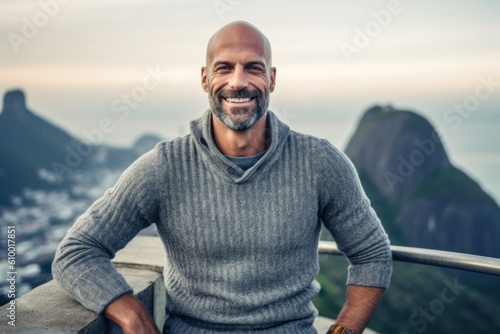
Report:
52,110,392,333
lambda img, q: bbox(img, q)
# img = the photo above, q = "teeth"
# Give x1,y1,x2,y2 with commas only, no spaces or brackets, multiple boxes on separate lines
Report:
225,97,251,103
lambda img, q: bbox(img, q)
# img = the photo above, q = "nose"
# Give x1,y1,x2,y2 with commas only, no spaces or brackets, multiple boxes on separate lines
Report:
228,65,248,90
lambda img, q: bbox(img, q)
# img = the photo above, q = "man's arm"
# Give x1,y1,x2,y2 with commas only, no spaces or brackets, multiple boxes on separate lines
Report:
52,148,162,321
104,293,161,334
316,140,392,333
332,285,385,334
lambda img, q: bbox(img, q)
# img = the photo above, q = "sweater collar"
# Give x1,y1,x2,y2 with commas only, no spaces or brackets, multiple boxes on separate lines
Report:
190,110,290,183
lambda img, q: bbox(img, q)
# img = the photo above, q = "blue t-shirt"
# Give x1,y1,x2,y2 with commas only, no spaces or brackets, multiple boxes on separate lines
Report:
224,150,267,170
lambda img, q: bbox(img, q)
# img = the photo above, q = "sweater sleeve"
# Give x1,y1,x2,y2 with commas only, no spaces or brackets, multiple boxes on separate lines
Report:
52,146,162,314
317,140,392,288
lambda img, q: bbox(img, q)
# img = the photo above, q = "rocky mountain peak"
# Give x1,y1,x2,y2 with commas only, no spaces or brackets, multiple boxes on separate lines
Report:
345,105,500,257
1,89,33,123
0,89,83,200
0,88,156,206
345,104,450,204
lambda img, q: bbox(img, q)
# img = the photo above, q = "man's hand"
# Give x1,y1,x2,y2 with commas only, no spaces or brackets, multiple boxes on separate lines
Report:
104,293,161,334
334,285,385,334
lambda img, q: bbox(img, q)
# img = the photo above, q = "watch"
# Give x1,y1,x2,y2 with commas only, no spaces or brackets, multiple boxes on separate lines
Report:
327,324,355,334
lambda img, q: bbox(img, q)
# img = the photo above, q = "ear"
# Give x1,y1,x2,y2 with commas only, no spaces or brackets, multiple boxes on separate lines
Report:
269,67,276,93
201,66,209,92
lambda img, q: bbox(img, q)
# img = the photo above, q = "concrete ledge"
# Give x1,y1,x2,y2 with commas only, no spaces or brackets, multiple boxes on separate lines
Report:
0,266,163,333
113,235,166,272
1,279,103,333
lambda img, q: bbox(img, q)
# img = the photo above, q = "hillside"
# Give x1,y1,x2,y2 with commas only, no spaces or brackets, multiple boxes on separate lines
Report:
0,89,162,207
344,105,500,257
314,105,500,333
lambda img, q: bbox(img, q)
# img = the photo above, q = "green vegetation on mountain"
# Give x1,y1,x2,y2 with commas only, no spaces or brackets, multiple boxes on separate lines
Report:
409,166,494,205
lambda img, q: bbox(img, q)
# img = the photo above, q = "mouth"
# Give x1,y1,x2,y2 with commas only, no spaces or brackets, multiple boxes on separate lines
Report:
223,97,255,103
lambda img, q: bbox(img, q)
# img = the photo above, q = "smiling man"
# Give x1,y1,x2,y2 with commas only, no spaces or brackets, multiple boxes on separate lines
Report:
205,22,273,133
53,21,392,334
203,21,275,162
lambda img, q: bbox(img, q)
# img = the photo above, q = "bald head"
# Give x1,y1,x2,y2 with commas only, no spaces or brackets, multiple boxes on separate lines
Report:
206,21,272,68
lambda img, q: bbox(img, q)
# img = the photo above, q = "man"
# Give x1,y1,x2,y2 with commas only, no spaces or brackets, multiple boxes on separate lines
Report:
53,21,392,334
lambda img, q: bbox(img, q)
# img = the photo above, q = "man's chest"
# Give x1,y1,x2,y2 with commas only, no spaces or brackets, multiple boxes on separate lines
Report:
157,171,320,259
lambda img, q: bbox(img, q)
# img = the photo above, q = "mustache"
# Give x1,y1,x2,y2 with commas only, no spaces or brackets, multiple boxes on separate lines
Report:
216,88,260,99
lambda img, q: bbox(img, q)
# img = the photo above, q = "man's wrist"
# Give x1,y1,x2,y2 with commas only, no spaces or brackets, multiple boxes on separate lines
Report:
104,293,161,333
327,324,355,334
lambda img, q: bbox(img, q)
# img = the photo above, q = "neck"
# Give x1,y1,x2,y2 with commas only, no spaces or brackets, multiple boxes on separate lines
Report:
211,112,269,157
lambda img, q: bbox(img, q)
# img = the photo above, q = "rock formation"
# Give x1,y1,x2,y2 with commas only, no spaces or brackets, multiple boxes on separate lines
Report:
345,105,500,257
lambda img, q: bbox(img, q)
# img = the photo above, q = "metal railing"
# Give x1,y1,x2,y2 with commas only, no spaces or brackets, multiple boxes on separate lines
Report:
318,241,500,276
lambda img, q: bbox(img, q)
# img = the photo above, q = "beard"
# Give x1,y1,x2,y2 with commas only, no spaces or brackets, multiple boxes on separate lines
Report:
209,87,270,131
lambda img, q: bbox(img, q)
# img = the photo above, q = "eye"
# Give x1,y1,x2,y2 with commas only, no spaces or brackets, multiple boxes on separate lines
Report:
215,65,231,72
248,65,264,72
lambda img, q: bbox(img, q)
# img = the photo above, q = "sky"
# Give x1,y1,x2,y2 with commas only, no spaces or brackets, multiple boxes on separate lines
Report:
1,0,499,201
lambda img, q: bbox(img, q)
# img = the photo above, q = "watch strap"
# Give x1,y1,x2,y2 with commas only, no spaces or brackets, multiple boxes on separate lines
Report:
327,324,355,334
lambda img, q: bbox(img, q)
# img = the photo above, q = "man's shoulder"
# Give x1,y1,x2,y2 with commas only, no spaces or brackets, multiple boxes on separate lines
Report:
287,129,342,155
156,133,192,147
286,130,355,174
130,134,193,168
288,129,323,146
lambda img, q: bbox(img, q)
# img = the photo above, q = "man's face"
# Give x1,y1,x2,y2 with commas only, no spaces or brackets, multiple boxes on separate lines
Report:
202,28,276,131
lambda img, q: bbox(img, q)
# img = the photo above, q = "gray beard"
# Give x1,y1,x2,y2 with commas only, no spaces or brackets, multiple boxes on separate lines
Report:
209,89,270,131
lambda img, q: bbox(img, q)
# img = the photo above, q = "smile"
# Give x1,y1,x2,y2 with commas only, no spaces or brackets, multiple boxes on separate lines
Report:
224,97,254,103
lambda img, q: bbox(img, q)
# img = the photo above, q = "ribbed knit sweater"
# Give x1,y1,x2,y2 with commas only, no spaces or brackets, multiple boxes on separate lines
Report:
52,110,392,334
